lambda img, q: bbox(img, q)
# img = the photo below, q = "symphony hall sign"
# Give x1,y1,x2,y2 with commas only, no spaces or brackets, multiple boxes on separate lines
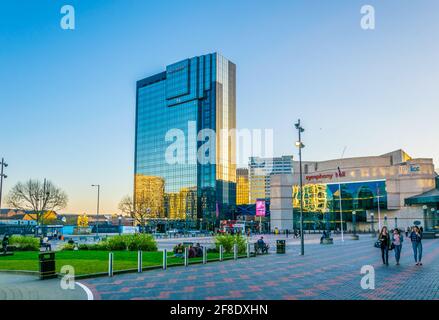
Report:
305,171,346,182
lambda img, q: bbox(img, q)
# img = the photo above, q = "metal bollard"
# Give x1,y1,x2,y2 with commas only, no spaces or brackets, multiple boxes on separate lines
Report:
163,249,167,270
202,246,207,264
138,250,143,273
219,245,223,261
108,252,114,277
233,244,238,260
184,247,188,267
247,243,251,258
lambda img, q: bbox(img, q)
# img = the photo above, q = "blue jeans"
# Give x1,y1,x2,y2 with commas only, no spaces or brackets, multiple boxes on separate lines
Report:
381,246,389,264
394,244,402,263
412,242,423,262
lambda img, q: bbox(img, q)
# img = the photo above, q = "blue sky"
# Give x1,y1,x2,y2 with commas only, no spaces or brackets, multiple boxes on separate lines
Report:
1,0,438,214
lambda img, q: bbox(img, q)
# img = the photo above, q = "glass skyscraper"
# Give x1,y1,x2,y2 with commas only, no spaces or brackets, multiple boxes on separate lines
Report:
134,53,236,226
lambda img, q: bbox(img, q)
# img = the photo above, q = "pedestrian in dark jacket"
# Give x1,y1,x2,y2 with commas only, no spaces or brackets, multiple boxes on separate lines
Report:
378,226,390,266
410,226,423,266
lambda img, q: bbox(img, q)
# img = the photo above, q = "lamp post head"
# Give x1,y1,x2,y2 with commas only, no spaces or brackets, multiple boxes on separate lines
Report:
295,141,305,148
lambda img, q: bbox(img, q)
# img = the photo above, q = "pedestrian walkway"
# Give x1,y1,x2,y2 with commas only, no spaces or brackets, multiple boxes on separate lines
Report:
0,273,90,300
82,236,439,300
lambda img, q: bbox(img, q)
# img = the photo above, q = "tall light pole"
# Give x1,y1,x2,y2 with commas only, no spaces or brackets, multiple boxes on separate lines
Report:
337,166,344,242
91,184,100,238
0,158,8,210
336,146,346,242
295,119,305,256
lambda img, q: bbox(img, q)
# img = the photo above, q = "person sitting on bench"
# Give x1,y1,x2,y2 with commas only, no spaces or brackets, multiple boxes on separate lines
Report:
173,243,184,258
1,235,10,254
256,237,269,254
40,236,52,251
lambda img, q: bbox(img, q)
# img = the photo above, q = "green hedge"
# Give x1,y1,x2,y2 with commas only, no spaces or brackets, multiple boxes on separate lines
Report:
8,236,39,251
62,234,158,252
214,234,247,254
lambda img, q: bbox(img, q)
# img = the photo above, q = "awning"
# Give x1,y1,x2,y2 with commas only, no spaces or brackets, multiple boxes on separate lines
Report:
405,188,439,205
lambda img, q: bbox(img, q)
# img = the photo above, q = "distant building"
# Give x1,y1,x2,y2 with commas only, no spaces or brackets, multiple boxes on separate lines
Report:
287,149,437,232
249,156,293,203
236,168,250,205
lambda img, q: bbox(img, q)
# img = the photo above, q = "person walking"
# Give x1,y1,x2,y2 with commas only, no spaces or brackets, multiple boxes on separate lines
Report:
392,229,403,265
410,226,423,266
378,226,390,266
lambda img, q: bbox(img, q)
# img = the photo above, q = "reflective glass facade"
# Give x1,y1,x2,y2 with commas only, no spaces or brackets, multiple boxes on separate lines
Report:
249,156,293,203
292,180,387,228
236,168,250,205
134,53,236,223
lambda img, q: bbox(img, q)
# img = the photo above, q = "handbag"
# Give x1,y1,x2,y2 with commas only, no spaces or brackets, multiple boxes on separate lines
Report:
389,243,395,251
374,240,381,248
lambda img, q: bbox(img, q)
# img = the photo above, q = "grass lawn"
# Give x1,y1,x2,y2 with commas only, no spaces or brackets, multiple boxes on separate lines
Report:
0,251,239,276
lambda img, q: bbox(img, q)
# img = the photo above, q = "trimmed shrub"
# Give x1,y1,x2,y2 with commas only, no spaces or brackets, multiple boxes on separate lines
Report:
214,234,247,254
8,236,39,251
127,234,157,251
105,234,157,252
61,243,75,251
87,242,108,251
106,235,127,251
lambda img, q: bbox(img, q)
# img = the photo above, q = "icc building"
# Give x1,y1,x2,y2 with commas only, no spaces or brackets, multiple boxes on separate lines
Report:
270,149,439,236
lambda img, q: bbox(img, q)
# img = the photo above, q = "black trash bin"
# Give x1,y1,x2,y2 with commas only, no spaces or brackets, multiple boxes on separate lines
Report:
276,240,286,254
39,252,56,280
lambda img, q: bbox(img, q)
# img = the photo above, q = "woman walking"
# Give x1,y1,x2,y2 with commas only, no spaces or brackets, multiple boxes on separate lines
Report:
392,229,403,265
410,226,423,266
379,226,390,266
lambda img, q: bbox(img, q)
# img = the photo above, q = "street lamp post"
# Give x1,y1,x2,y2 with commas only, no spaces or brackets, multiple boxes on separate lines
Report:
295,119,305,256
395,217,398,230
0,158,8,210
422,205,428,230
351,211,359,240
118,215,122,235
91,184,100,238
370,212,375,237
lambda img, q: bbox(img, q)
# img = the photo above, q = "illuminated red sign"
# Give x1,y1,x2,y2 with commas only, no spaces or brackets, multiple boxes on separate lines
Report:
305,171,346,182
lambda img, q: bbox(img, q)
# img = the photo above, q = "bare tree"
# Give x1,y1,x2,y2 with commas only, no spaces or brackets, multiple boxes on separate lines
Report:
118,195,134,216
6,179,68,227
118,194,152,232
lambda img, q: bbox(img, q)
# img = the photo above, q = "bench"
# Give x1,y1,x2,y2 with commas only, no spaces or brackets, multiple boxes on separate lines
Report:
40,243,52,251
254,242,269,255
0,245,16,256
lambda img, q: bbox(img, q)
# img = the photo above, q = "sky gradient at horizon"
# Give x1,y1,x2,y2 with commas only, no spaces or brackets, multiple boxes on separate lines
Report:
1,0,438,214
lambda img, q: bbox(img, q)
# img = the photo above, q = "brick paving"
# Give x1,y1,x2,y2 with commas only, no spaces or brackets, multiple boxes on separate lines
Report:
82,236,439,300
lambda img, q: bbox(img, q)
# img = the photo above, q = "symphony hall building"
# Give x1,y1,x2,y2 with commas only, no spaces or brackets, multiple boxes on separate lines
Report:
278,150,438,232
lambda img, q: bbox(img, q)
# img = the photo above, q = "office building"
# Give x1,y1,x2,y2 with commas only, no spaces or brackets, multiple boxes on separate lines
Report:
249,156,293,203
134,53,236,225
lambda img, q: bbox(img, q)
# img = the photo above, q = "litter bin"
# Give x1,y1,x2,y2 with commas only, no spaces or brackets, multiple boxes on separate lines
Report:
39,252,56,280
276,240,286,254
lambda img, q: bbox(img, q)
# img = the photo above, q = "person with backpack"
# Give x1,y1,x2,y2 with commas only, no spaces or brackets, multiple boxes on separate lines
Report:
410,226,423,266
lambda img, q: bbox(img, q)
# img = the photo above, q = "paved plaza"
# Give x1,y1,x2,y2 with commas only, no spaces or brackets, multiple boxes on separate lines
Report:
1,235,438,300
80,236,439,300
0,273,88,300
